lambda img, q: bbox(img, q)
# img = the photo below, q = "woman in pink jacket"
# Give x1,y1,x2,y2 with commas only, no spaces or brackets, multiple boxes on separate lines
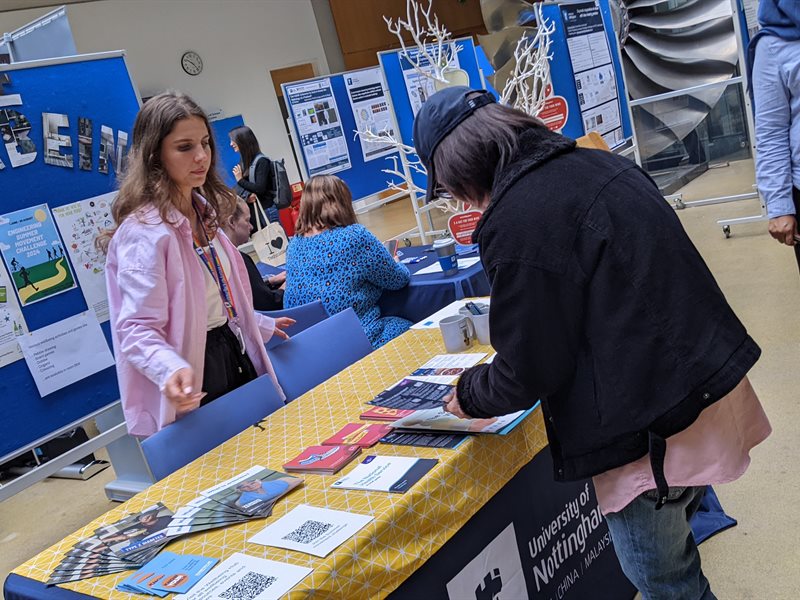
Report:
100,92,292,437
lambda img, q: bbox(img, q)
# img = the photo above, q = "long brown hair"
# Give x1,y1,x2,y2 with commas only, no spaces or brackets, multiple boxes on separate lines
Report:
97,92,235,252
294,175,357,236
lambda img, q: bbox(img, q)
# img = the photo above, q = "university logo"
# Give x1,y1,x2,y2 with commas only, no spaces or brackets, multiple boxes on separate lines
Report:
446,523,528,600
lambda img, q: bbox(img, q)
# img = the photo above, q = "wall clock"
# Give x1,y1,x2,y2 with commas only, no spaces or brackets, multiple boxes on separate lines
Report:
181,51,203,76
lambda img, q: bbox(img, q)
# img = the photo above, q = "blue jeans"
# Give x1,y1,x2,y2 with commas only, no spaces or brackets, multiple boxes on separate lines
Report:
605,486,716,600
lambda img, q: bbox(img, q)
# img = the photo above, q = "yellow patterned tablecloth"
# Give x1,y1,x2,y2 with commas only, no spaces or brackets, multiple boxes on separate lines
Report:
13,328,548,599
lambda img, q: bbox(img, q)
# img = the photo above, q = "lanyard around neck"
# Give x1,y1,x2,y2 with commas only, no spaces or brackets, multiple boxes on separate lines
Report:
191,199,239,324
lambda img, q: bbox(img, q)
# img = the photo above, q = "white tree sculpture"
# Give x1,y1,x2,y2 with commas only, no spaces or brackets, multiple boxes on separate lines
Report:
384,0,460,84
499,3,555,118
355,129,463,214
360,0,555,219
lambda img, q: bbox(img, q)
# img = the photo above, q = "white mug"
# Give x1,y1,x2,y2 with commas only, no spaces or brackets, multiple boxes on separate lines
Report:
459,306,490,346
440,314,475,353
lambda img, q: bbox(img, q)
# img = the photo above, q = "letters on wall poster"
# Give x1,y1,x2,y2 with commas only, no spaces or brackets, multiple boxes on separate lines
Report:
0,72,129,175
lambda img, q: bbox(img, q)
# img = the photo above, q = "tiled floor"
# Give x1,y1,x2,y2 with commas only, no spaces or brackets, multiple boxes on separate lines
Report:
2,159,798,597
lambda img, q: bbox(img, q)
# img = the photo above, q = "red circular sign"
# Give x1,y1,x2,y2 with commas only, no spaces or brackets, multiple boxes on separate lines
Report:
538,96,569,132
448,210,483,244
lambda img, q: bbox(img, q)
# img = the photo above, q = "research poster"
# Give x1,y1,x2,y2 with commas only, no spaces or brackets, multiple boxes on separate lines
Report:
401,43,461,116
52,192,116,322
344,67,397,162
561,2,625,148
285,78,352,176
0,203,76,306
0,258,27,368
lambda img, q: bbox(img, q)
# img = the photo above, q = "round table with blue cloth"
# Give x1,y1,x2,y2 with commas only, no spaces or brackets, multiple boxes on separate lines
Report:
256,243,490,325
378,244,490,323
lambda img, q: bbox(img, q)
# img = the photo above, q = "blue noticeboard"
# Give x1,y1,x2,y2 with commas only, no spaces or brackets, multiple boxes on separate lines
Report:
378,37,484,193
542,0,633,145
0,52,140,459
210,114,245,188
282,67,405,201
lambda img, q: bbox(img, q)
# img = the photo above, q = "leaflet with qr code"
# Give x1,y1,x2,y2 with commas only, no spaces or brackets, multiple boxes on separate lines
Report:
250,504,374,558
282,520,333,544
176,552,311,600
220,572,275,600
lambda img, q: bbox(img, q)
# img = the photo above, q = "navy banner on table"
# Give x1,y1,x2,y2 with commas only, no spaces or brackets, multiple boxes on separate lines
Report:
392,448,636,599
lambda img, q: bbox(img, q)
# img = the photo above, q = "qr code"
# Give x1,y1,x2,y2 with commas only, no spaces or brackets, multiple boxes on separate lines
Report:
220,572,276,600
282,519,333,544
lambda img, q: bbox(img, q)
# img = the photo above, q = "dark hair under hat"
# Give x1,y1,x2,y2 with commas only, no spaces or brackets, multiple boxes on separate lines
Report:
412,86,495,202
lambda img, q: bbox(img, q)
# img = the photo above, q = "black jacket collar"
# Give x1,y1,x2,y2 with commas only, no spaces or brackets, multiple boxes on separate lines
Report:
473,126,576,242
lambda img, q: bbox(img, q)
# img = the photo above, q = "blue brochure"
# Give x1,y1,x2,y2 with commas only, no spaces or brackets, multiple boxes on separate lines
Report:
116,552,218,596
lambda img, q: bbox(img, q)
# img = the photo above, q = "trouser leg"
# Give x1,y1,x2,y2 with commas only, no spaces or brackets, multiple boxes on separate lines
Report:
604,486,715,600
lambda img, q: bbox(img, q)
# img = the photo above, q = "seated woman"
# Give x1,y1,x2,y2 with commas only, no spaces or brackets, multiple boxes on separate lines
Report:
284,175,412,348
221,198,285,311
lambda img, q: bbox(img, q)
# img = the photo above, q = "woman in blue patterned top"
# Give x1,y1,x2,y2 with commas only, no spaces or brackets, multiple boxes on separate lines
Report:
284,175,412,348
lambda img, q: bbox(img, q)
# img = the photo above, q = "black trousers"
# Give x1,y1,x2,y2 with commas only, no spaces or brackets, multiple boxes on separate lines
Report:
201,324,257,406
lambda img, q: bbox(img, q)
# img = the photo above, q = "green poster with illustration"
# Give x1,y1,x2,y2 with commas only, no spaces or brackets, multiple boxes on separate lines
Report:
0,204,77,306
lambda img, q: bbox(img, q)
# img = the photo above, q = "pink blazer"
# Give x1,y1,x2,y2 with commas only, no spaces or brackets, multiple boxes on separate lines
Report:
106,201,284,437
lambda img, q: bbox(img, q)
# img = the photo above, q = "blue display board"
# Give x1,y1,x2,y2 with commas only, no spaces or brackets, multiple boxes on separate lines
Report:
282,67,405,201
378,37,484,192
210,114,245,188
542,0,633,145
0,52,140,459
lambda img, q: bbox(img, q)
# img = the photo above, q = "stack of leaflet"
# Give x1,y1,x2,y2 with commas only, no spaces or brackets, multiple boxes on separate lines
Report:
116,552,218,596
361,354,491,448
47,504,175,585
165,467,302,537
283,445,362,475
390,406,536,435
284,423,393,474
367,379,454,411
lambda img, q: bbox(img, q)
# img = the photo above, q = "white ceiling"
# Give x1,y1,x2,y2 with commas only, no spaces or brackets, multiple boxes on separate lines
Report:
0,0,95,13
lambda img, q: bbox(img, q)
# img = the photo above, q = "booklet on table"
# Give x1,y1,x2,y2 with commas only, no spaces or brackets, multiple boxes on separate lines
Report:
331,455,438,493
390,406,535,435
166,467,302,537
283,445,362,475
368,379,454,411
380,430,468,449
116,552,218,596
322,423,393,447
360,406,416,421
47,503,176,585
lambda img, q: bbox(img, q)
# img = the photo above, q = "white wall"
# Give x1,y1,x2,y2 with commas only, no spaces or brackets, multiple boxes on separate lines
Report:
0,0,330,182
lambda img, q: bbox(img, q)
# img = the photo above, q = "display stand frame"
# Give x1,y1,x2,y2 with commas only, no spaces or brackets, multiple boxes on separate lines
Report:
0,50,153,502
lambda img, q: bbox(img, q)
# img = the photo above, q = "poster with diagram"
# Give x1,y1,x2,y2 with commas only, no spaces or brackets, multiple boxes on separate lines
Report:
0,204,76,306
285,78,352,176
561,1,625,148
401,43,461,116
344,67,397,162
0,258,27,368
52,192,116,322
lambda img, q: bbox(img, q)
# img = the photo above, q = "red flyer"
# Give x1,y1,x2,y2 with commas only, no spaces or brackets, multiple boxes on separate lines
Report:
322,423,393,448
447,210,482,244
283,445,362,475
360,407,416,422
